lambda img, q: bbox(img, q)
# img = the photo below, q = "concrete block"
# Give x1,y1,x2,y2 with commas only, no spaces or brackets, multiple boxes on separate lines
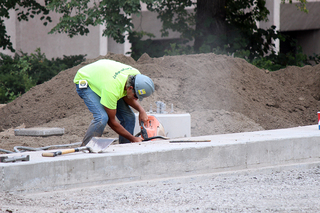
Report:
134,113,191,138
2,125,320,193
14,127,65,136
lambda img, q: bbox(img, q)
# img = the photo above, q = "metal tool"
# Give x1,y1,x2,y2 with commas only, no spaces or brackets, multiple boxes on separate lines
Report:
135,115,169,141
42,137,116,157
139,121,149,140
0,155,30,163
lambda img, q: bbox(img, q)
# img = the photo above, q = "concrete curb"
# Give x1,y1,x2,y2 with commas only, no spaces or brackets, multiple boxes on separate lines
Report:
1,125,320,193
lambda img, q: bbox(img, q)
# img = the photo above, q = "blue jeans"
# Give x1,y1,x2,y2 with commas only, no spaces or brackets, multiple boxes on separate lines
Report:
76,84,136,145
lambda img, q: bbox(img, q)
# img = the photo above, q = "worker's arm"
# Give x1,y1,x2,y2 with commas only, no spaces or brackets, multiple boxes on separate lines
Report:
123,96,148,124
104,107,142,142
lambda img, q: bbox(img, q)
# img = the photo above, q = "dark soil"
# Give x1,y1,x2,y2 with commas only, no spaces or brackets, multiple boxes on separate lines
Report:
1,53,320,152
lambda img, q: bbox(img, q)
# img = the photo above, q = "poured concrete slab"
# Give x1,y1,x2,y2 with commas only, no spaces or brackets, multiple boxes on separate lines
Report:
14,127,65,136
2,125,320,193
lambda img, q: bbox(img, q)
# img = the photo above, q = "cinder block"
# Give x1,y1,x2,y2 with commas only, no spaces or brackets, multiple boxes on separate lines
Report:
14,127,65,136
134,113,191,138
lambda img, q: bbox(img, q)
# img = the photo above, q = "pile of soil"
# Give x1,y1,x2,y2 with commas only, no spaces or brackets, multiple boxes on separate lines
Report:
1,53,320,152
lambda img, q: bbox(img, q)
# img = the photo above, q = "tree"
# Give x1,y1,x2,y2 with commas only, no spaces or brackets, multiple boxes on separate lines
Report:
46,0,142,44
149,0,308,59
149,0,276,59
0,0,308,57
0,0,51,52
44,0,309,60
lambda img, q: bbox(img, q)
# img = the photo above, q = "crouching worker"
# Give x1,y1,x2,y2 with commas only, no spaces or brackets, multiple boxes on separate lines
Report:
74,59,155,145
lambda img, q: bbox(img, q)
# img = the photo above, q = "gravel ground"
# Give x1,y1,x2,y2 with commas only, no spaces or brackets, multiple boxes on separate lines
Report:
1,165,320,213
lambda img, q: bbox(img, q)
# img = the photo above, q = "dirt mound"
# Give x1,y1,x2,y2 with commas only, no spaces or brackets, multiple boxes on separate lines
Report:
1,52,320,152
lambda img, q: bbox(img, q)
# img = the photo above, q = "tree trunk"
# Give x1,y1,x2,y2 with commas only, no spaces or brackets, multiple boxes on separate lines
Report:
194,0,227,51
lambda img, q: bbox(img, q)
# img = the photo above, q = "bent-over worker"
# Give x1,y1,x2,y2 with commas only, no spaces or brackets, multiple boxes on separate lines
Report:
74,59,155,145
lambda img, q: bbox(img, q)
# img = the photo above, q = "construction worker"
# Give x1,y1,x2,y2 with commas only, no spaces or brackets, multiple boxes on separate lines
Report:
74,59,155,145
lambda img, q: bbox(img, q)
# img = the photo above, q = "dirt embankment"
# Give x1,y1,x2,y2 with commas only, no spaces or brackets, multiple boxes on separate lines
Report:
1,53,320,152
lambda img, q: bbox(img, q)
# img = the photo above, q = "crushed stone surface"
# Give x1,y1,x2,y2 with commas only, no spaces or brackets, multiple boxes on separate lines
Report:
1,166,320,212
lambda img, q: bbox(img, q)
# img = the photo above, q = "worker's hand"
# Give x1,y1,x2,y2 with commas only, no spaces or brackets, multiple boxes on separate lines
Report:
131,136,143,143
139,110,148,124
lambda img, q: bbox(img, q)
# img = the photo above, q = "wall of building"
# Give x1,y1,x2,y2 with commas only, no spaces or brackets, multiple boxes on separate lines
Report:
2,10,17,55
19,14,100,59
2,7,129,59
259,0,281,53
296,29,320,56
280,1,320,55
132,10,182,40
280,2,320,31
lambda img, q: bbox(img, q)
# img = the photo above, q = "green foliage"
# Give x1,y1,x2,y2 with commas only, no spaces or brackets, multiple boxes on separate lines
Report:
128,31,192,60
147,0,195,40
0,53,35,102
0,48,86,103
14,54,35,91
164,43,194,56
251,57,283,71
133,34,313,72
251,45,309,71
46,0,143,43
308,53,320,64
20,48,86,84
128,31,155,60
